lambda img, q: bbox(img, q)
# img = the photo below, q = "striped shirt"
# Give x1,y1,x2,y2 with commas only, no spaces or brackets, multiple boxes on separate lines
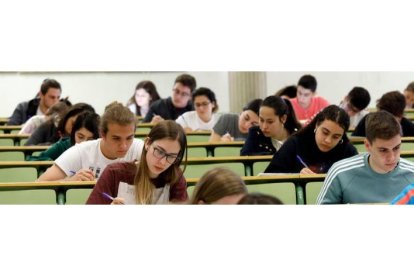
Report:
317,153,414,204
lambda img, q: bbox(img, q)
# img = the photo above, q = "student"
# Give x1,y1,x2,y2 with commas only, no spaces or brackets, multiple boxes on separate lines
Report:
209,98,262,142
126,80,161,117
190,167,248,204
86,120,188,204
238,193,283,204
28,111,100,161
290,74,330,123
37,102,144,181
352,91,414,137
317,111,414,204
19,99,71,135
264,105,358,174
241,96,301,156
25,103,95,146
176,87,219,132
403,81,414,109
143,74,196,123
8,78,62,125
339,86,371,128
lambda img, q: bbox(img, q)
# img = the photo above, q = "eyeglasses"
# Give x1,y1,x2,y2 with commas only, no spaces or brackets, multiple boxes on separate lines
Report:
173,89,191,98
195,101,211,108
151,143,179,164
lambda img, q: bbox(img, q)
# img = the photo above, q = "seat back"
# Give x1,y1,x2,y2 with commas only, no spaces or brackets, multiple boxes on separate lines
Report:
253,161,271,175
305,181,324,205
66,189,93,204
0,167,55,204
246,182,297,204
0,151,25,161
0,138,14,146
184,163,245,178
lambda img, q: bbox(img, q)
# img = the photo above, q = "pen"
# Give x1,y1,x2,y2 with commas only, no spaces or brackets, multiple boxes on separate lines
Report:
69,170,76,175
102,192,125,204
296,155,309,168
102,192,115,201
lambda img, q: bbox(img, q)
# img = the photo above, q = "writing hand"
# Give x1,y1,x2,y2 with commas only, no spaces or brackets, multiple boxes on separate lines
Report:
300,167,315,175
111,197,126,205
151,115,164,124
69,169,95,181
221,132,234,142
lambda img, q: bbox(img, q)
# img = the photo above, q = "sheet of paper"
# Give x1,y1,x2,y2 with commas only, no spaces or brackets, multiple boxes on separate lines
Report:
117,182,136,205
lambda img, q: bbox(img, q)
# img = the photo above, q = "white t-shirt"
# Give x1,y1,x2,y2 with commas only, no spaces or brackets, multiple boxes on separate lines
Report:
19,115,47,134
55,138,144,178
176,111,220,131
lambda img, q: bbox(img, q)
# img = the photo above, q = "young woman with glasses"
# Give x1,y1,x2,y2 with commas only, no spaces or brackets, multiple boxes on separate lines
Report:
87,120,188,204
176,87,219,132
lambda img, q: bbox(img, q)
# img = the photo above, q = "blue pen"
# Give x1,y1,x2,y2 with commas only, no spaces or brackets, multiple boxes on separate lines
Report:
69,170,76,175
102,192,125,204
296,155,309,168
102,192,115,201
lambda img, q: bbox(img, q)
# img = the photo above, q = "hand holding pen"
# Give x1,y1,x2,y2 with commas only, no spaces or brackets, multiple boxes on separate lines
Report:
221,131,234,142
296,155,315,174
69,169,95,181
102,192,125,205
151,112,164,124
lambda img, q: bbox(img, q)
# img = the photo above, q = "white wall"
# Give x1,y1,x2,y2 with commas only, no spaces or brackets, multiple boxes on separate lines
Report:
1,71,413,118
0,72,230,117
266,72,414,108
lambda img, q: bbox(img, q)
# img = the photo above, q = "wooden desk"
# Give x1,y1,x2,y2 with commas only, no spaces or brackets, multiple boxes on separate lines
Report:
0,161,53,177
0,180,95,204
184,155,271,176
0,133,30,146
0,146,49,158
0,125,22,134
0,118,9,126
186,141,244,156
0,175,327,205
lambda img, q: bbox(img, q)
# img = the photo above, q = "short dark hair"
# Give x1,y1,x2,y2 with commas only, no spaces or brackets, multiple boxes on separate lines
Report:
40,79,61,95
297,75,317,92
365,111,402,143
347,87,371,111
174,74,197,93
192,87,218,112
243,98,263,116
238,193,283,204
376,91,405,118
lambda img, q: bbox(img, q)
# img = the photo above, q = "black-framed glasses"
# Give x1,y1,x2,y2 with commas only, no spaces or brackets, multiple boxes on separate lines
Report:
151,143,179,164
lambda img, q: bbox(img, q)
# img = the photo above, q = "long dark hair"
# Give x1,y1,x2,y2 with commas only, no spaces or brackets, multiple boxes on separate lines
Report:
261,96,301,135
296,105,350,143
127,80,161,116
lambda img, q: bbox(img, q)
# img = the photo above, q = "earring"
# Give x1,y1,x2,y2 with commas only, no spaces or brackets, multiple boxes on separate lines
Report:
340,139,343,144
314,128,317,133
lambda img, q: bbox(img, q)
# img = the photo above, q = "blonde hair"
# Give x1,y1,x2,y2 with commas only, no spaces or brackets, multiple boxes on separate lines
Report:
190,167,247,204
134,120,187,204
